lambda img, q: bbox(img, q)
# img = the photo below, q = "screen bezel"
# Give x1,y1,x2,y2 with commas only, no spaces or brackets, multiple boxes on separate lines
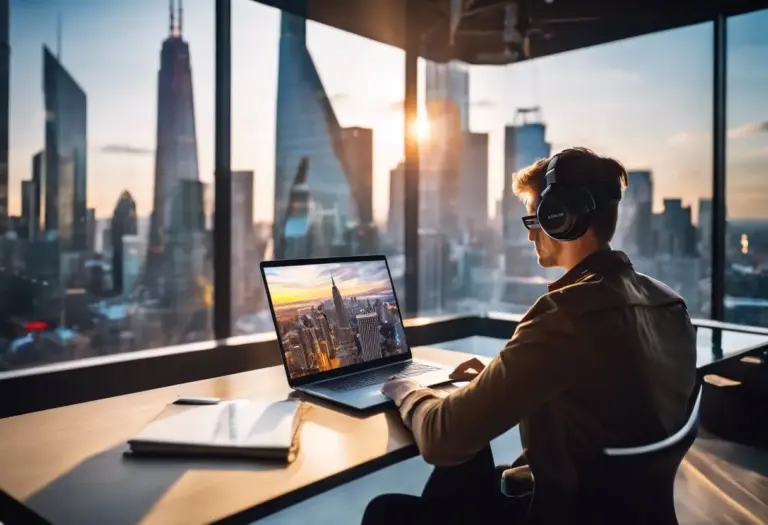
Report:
260,255,413,387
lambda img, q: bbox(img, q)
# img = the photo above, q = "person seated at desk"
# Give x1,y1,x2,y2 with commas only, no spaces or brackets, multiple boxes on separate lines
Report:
363,148,697,525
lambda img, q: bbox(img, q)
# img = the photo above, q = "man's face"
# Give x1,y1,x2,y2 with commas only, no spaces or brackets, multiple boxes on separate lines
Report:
527,200,562,268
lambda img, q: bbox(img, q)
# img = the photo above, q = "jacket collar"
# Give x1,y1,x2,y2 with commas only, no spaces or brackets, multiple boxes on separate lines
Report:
548,249,633,292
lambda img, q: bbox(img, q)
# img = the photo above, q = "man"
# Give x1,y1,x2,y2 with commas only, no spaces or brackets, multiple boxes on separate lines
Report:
362,148,697,524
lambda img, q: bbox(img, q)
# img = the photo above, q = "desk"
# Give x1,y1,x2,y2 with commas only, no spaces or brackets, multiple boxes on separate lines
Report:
0,347,476,525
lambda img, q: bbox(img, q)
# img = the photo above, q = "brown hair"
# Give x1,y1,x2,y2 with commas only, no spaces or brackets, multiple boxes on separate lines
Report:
512,147,628,244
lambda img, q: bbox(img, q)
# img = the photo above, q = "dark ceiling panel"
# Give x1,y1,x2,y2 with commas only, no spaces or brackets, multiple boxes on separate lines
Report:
251,0,768,64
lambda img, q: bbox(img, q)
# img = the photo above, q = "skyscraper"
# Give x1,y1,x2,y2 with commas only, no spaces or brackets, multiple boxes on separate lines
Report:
231,170,254,313
148,0,200,258
501,108,551,298
698,198,713,260
331,275,350,329
110,191,138,294
425,61,469,132
423,61,468,237
661,198,696,257
387,162,405,249
19,180,35,240
43,46,87,251
0,0,8,235
86,208,96,253
356,312,381,362
32,151,44,237
274,12,357,259
502,107,550,245
145,1,208,343
619,170,653,257
341,127,373,225
459,132,489,231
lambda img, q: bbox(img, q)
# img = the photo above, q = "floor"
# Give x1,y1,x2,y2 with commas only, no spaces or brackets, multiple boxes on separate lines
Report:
255,337,768,525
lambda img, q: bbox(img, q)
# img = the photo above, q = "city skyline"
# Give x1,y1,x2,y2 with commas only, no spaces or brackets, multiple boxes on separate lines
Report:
264,261,394,311
7,1,768,225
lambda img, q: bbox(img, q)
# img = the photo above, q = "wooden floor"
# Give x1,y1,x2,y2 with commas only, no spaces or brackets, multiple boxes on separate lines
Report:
677,432,768,524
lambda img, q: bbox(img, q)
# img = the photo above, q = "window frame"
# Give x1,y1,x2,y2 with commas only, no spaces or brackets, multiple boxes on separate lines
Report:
0,0,760,415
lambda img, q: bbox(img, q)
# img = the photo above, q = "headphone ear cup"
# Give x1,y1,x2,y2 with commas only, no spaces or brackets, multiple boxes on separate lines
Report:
565,188,596,216
561,215,590,241
537,193,575,240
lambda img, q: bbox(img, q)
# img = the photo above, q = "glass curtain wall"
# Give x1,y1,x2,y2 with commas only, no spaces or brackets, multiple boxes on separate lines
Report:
725,8,768,327
0,0,215,371
417,23,715,319
230,1,405,335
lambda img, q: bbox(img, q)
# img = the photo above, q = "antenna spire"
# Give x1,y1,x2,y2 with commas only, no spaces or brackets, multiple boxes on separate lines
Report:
178,0,183,36
169,0,175,36
57,13,62,59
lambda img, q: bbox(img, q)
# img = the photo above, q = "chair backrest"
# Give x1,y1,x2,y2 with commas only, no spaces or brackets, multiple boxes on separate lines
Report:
604,383,702,457
574,379,702,524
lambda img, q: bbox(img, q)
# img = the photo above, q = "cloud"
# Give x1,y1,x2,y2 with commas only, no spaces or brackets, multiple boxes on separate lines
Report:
667,121,768,145
100,144,154,156
729,121,768,138
667,131,710,145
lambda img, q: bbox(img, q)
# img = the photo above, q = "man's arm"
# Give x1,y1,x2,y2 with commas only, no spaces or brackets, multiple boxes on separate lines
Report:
392,313,585,466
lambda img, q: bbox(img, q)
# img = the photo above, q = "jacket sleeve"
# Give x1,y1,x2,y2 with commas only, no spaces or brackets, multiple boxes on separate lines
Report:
398,310,584,466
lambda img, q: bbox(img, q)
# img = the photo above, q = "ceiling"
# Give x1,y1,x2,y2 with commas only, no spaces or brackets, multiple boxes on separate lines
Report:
253,0,768,64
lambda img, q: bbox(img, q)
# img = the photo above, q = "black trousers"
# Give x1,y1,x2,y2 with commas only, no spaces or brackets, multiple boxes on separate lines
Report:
361,447,532,525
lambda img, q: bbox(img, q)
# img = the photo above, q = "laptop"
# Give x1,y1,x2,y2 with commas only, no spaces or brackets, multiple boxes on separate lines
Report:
261,255,455,410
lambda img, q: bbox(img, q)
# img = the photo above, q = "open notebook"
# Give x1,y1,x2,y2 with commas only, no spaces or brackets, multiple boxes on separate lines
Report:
128,399,306,462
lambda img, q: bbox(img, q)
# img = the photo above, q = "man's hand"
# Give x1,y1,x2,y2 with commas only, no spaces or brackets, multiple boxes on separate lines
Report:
449,357,487,382
381,377,423,406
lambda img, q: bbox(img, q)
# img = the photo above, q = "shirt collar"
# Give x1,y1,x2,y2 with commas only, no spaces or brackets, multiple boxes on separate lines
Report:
548,249,632,292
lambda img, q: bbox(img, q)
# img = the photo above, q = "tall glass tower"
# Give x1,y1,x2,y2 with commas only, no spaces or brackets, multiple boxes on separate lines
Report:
143,0,208,345
274,12,357,259
42,46,87,252
0,0,8,235
148,0,201,258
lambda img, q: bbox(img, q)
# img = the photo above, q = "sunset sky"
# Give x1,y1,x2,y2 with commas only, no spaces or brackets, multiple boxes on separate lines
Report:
7,1,768,225
263,260,394,310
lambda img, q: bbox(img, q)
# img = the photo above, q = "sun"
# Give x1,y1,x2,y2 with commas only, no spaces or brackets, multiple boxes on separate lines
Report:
411,115,431,142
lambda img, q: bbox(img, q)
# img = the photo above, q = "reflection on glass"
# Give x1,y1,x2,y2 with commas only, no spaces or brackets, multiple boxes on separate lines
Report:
231,3,405,334
417,23,715,319
0,0,214,371
725,9,768,328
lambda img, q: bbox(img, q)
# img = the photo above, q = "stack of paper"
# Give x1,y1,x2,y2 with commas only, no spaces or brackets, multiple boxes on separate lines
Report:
128,399,305,462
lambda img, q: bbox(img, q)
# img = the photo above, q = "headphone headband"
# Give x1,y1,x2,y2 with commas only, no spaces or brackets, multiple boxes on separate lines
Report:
542,154,622,203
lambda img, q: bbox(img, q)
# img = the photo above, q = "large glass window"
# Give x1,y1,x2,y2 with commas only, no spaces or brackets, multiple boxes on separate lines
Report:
725,9,768,327
418,24,714,318
0,0,214,370
231,2,405,335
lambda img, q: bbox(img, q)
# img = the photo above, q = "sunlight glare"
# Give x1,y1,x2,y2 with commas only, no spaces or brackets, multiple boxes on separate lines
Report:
412,116,430,142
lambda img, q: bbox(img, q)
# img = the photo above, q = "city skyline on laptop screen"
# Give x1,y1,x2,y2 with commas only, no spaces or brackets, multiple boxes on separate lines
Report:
263,260,409,380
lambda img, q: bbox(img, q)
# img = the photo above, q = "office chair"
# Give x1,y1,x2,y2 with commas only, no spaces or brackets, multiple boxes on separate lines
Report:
501,380,702,524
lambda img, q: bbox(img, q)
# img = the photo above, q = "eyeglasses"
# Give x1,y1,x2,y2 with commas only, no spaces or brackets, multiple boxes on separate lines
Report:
522,215,541,230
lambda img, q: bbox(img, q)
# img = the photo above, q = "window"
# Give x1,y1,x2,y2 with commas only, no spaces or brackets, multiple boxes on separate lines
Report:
230,2,405,335
418,24,714,318
725,8,768,327
0,0,214,370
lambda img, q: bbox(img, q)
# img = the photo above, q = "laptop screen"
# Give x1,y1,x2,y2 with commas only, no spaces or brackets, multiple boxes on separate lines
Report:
262,259,409,381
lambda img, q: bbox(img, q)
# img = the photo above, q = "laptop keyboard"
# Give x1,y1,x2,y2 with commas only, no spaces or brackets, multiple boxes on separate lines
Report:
322,362,440,392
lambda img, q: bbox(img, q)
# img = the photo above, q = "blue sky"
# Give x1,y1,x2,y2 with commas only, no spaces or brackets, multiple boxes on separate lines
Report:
8,0,768,224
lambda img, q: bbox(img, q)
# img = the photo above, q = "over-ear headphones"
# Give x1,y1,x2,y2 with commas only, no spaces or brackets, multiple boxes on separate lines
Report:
536,154,621,241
